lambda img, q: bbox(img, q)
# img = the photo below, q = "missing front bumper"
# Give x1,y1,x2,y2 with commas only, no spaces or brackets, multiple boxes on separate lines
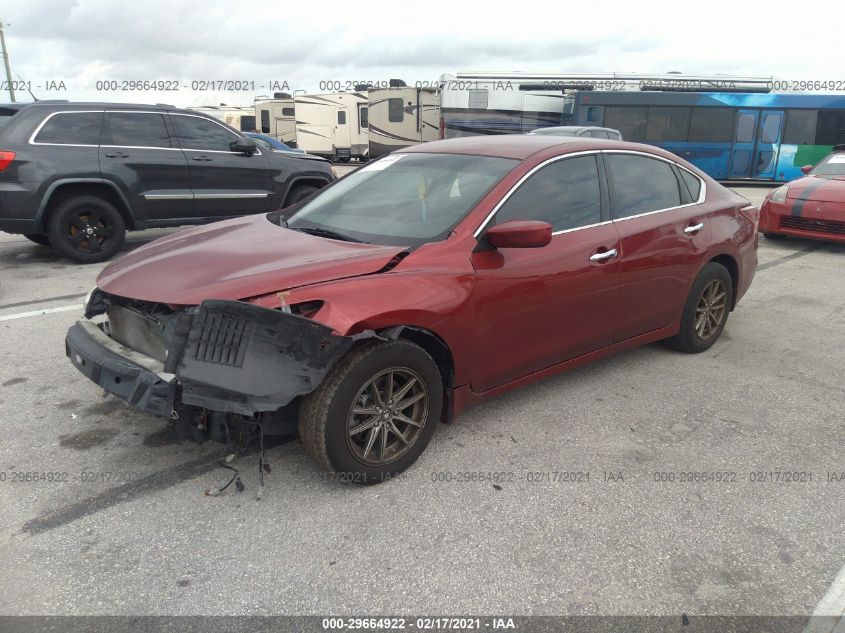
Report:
66,300,356,419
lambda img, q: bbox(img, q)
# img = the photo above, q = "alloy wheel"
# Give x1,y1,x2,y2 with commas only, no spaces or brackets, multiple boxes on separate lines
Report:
65,208,116,255
694,279,727,340
346,367,429,466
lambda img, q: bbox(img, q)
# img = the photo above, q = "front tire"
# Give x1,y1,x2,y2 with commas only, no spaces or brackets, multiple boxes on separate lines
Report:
665,262,733,354
46,195,126,263
299,340,443,484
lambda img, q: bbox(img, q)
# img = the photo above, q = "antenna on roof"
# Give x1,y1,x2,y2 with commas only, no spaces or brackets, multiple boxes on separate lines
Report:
17,73,37,101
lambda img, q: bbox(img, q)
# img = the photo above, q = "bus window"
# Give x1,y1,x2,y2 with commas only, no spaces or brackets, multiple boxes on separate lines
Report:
815,110,845,145
736,113,755,143
784,110,817,144
689,108,734,143
645,107,691,142
760,113,782,144
604,106,647,141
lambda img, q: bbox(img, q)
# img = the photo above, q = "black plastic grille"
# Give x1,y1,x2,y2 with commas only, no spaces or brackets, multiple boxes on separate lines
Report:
780,216,845,235
192,311,252,367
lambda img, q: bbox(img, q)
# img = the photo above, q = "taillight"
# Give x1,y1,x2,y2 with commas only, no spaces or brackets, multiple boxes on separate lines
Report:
0,151,15,171
439,117,445,139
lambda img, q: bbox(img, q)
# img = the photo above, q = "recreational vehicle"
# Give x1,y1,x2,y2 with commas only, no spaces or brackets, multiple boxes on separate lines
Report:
438,72,773,139
368,85,439,158
293,91,369,161
254,94,297,147
187,105,257,133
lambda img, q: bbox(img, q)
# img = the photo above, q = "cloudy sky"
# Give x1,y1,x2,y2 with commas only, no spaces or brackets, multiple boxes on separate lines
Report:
1,0,841,106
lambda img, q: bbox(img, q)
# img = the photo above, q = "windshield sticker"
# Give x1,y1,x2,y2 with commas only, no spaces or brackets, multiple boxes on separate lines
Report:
828,154,845,163
359,154,407,172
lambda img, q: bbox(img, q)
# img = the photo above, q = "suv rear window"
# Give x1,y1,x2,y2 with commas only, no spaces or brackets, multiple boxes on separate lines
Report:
0,107,19,131
34,112,103,145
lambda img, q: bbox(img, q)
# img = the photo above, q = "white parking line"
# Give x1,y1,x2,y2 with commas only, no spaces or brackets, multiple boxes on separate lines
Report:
803,562,845,633
0,304,83,322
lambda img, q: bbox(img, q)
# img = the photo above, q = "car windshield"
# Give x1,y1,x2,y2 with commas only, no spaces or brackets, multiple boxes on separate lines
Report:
812,153,845,177
278,153,518,246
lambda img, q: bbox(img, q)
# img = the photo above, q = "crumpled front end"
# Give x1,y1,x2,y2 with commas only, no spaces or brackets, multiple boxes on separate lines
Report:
65,292,356,420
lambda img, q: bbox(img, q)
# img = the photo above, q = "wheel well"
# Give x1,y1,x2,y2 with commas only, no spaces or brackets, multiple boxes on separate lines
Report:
284,178,330,205
709,254,739,308
385,326,454,389
43,183,134,230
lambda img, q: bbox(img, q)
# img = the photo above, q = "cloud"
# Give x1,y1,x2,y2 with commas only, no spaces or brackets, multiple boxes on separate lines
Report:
1,0,841,106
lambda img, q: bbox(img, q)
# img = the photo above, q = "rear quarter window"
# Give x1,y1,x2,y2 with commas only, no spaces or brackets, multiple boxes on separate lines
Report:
34,112,103,145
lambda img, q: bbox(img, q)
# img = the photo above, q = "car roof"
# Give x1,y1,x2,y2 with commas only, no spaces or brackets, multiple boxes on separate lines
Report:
402,135,638,160
0,101,196,114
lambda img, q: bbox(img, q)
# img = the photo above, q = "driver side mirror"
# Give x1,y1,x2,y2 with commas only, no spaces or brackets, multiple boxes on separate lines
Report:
801,164,813,174
485,220,552,249
231,137,258,155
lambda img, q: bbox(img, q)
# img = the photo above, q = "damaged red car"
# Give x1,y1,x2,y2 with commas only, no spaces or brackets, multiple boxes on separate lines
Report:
759,145,845,243
66,136,758,483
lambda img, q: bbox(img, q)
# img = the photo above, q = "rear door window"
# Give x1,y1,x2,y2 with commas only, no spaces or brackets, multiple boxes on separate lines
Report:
606,153,682,219
106,112,172,148
34,112,103,145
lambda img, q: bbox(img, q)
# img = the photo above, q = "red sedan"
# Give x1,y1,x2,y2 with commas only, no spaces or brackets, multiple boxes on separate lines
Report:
66,136,758,483
759,146,845,243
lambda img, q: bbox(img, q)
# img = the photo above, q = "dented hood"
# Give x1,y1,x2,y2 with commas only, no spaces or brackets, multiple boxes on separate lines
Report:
786,176,845,203
97,214,406,304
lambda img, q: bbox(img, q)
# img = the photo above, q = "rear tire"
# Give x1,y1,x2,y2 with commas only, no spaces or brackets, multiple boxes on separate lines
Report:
46,195,126,264
284,184,319,207
24,233,51,246
299,340,443,484
665,262,733,354
763,232,787,241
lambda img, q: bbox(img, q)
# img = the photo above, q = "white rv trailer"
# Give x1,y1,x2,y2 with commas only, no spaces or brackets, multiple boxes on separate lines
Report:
368,86,439,158
438,72,774,138
254,94,297,147
293,91,369,161
187,105,256,133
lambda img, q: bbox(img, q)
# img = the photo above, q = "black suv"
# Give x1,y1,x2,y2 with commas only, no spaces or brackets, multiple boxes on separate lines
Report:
0,102,335,262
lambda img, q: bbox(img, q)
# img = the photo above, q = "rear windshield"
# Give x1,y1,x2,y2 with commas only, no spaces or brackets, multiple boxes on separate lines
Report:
812,153,845,177
0,108,19,132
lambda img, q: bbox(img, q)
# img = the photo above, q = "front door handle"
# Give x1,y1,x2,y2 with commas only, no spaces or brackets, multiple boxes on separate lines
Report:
192,155,213,162
684,222,705,235
104,152,129,158
589,248,618,262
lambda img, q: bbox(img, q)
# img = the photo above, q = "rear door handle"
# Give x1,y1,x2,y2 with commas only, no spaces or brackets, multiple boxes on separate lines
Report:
191,155,212,162
589,248,618,262
684,222,705,235
104,152,129,158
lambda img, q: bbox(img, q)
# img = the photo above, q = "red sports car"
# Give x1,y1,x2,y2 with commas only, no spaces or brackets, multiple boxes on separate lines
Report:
759,146,845,243
66,136,758,483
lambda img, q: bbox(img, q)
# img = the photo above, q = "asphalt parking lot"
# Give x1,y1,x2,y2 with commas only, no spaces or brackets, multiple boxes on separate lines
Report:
0,184,843,619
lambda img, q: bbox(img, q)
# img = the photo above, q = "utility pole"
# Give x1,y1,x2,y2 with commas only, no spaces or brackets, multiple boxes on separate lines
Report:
0,22,14,102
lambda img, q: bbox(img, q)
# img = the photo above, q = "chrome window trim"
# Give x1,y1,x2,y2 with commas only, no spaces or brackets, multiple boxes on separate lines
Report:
602,149,707,208
28,110,104,146
29,109,262,155
472,150,603,238
473,148,708,239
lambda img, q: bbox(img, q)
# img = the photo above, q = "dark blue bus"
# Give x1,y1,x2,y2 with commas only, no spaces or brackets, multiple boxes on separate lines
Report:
568,91,845,182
